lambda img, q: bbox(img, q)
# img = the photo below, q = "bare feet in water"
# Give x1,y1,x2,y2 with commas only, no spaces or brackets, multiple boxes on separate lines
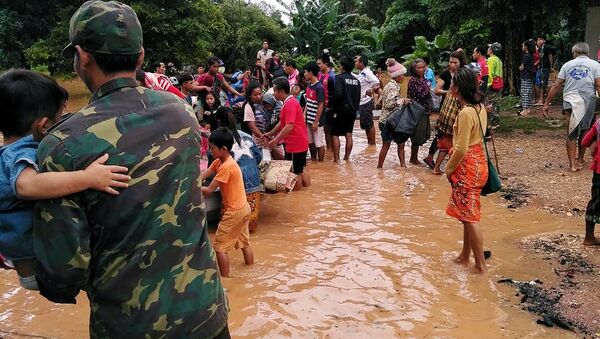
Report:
453,255,469,266
470,265,487,274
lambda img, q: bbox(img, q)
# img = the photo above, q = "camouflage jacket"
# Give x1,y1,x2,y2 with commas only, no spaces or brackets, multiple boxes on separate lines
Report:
33,78,228,338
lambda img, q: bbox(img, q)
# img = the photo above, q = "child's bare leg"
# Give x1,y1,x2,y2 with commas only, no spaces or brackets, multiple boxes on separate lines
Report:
584,221,600,245
309,143,317,161
466,221,486,273
410,144,420,164
377,142,391,168
454,224,470,265
397,143,406,167
318,146,325,161
14,260,39,290
242,247,254,265
343,133,353,161
432,151,447,175
301,170,311,188
332,136,341,162
13,259,36,278
216,251,230,277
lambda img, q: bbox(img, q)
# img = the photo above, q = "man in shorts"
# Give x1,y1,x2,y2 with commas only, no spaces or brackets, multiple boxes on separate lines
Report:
331,56,361,162
303,62,326,161
355,53,380,146
534,35,555,105
544,42,600,172
266,77,310,190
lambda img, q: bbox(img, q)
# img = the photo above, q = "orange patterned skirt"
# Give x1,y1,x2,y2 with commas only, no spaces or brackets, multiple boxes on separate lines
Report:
247,192,261,232
446,144,488,222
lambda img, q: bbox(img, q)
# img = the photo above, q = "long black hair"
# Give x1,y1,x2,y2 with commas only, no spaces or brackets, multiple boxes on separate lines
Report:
452,68,483,105
214,106,242,146
202,90,220,111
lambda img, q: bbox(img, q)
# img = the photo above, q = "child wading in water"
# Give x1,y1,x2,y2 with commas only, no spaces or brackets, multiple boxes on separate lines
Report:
201,127,254,277
580,120,600,245
0,69,130,289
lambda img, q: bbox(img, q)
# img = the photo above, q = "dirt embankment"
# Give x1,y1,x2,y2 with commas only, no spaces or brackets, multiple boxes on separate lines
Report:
493,104,600,336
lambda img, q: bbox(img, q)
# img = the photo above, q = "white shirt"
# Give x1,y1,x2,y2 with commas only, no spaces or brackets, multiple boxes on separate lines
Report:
355,67,380,106
558,55,600,95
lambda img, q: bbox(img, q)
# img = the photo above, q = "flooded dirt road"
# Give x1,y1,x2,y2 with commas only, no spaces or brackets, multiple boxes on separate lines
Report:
0,80,578,338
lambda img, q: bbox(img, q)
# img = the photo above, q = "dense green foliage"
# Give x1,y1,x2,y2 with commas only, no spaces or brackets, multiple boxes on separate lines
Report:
0,0,591,85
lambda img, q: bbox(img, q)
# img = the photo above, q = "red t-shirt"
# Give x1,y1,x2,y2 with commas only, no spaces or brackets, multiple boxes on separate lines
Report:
279,96,308,153
318,71,332,107
477,57,489,78
197,73,225,94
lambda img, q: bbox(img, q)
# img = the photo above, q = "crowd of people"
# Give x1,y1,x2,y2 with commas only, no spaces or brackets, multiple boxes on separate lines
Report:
1,0,600,337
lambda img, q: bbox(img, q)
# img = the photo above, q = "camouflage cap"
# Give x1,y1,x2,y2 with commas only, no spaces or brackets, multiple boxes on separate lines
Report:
62,0,143,58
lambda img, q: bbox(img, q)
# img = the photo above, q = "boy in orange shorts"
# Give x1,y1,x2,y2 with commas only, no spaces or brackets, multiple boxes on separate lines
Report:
201,127,254,277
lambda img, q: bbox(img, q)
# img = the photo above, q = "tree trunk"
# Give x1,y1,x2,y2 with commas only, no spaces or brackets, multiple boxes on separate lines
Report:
505,23,518,95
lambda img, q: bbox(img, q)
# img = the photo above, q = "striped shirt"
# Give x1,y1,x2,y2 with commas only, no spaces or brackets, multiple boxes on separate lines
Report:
305,81,325,125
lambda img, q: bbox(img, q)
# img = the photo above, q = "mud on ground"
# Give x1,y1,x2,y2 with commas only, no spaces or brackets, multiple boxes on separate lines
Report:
493,104,600,336
499,233,600,336
494,104,592,216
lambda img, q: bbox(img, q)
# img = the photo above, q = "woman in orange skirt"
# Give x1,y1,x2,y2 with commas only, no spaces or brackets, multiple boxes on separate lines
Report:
445,68,489,273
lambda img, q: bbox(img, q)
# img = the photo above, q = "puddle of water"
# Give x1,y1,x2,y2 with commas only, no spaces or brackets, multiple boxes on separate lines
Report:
0,79,575,338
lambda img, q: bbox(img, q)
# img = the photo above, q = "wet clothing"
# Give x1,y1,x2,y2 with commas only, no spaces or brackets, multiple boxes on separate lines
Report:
279,96,308,153
359,101,375,130
0,135,38,262
446,143,488,223
214,202,251,252
246,192,261,233
231,131,263,194
210,156,247,212
446,105,487,176
581,120,600,174
285,150,307,174
33,78,227,338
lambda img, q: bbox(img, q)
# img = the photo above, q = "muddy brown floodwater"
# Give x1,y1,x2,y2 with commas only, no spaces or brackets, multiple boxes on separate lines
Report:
0,80,577,338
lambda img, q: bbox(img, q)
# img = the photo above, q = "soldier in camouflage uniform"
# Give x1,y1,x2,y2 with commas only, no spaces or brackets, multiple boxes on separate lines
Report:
32,1,229,337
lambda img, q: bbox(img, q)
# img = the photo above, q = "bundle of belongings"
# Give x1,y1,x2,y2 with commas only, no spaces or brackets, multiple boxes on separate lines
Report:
384,101,429,144
258,153,298,193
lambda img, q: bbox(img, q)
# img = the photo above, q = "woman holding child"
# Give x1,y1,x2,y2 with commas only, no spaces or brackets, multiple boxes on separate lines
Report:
445,68,489,273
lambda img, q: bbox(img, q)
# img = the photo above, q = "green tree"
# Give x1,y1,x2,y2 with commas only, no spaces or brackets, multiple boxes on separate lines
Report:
358,0,395,25
213,0,288,71
380,0,435,58
289,0,356,57
131,0,225,69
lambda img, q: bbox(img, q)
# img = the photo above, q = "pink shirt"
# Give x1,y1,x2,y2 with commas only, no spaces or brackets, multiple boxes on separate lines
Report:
279,95,308,153
288,69,299,88
582,121,600,174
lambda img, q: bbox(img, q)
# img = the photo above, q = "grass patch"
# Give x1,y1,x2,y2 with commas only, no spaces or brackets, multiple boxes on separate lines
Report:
498,95,521,112
496,115,562,134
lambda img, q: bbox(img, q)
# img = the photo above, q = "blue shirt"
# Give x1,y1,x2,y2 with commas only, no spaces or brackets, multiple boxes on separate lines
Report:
0,135,38,261
425,67,436,89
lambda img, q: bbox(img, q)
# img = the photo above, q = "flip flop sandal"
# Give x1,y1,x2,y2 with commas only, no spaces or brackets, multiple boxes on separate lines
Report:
484,250,492,259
